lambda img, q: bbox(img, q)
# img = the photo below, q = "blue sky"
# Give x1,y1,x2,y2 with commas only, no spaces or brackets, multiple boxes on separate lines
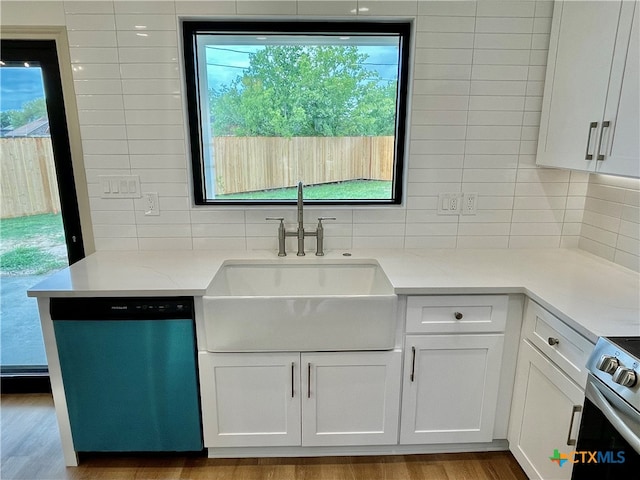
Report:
0,67,45,111
205,45,400,91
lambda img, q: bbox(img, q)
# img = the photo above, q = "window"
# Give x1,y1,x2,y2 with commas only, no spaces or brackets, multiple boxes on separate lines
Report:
182,21,410,205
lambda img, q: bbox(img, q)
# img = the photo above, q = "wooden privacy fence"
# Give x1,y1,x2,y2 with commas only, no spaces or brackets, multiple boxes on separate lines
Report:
213,136,394,195
1,137,61,219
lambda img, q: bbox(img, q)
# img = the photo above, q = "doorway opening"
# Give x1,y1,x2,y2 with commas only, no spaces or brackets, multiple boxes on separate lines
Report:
1,39,85,385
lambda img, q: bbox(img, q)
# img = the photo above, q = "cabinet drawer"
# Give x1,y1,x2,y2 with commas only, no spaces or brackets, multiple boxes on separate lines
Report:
406,295,508,334
522,300,594,387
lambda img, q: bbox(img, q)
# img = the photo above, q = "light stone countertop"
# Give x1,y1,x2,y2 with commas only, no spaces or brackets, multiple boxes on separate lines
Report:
27,248,640,342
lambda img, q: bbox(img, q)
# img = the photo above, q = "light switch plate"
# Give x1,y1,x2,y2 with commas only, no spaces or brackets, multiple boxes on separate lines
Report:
99,175,141,199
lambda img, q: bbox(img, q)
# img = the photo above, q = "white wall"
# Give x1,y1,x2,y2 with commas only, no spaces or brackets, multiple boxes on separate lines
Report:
579,175,640,272
1,0,636,271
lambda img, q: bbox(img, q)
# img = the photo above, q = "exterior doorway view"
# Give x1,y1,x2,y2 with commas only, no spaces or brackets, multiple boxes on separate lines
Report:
0,40,84,377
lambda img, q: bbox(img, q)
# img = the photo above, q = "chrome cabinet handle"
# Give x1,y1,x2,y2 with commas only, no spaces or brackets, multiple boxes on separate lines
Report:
585,122,598,160
548,337,560,346
566,405,582,446
596,121,610,160
454,312,463,320
307,363,311,398
410,346,416,382
291,362,295,398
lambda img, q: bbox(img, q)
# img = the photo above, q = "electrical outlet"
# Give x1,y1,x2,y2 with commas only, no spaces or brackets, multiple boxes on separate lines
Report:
463,193,477,215
144,192,160,216
449,194,460,213
438,193,463,215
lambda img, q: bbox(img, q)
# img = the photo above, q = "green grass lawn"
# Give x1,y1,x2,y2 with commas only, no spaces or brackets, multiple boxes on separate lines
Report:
0,213,68,276
217,179,392,200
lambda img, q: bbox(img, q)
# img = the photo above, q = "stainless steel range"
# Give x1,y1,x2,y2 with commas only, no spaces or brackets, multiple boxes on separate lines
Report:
571,337,640,479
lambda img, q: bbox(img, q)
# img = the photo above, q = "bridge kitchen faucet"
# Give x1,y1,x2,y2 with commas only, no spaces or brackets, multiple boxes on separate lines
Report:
266,182,335,257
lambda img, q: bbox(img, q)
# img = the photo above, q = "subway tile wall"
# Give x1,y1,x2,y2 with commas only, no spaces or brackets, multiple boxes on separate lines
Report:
2,0,638,271
580,175,640,272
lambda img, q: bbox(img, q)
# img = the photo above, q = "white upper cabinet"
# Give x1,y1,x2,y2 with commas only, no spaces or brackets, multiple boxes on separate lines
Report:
537,1,639,178
599,3,639,176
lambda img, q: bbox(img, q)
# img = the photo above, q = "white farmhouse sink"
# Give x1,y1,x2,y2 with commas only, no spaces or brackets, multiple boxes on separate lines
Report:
203,260,397,352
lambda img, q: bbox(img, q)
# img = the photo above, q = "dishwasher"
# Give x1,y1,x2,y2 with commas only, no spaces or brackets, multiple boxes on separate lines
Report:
50,297,203,453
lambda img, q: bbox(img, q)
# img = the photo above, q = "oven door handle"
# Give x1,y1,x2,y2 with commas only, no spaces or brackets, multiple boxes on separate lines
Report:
586,378,640,455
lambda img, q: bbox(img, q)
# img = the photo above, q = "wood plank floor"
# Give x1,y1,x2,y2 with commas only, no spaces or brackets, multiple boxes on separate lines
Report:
1,394,528,480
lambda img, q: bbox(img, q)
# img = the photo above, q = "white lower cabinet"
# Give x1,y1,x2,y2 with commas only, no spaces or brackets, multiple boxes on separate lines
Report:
200,350,402,448
199,352,301,447
508,340,584,480
303,351,402,446
400,334,505,444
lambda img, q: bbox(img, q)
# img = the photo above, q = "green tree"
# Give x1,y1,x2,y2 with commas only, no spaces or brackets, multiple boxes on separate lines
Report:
209,46,396,137
1,97,47,129
0,111,13,129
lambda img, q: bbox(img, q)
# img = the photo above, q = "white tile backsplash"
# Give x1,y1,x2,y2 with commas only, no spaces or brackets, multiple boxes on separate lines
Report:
117,47,179,63
116,31,178,47
114,1,176,15
475,17,534,34
65,14,116,31
119,63,180,79
76,94,123,112
115,14,177,31
70,47,119,64
2,0,634,264
73,79,123,95
356,0,418,16
297,0,357,16
122,94,182,110
579,176,640,272
64,1,115,15
71,63,121,79
474,33,532,49
68,30,118,47
476,1,535,18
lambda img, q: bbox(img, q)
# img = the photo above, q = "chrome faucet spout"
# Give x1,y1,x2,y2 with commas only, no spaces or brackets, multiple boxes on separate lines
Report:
296,181,305,256
297,181,304,228
267,181,332,256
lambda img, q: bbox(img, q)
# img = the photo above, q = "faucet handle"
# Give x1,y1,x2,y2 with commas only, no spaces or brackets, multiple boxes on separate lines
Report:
266,217,285,224
317,217,336,228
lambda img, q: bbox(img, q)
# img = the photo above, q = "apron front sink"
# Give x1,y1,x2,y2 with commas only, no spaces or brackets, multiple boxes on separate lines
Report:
203,260,397,351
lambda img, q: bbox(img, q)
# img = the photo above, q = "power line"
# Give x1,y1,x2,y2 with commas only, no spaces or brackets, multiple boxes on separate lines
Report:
206,62,247,70
205,46,254,55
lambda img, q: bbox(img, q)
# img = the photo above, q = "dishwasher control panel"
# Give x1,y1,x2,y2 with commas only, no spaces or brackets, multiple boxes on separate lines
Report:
50,297,194,320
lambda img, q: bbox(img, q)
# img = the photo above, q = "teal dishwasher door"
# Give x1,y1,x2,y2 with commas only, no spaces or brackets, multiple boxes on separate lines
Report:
51,297,202,452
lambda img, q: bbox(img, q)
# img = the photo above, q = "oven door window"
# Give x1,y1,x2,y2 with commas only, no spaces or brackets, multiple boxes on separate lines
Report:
572,397,640,479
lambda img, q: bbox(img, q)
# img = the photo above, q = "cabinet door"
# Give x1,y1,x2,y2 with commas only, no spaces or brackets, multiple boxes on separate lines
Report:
302,350,401,446
400,334,504,444
598,2,639,177
537,0,622,172
508,341,584,480
199,352,301,447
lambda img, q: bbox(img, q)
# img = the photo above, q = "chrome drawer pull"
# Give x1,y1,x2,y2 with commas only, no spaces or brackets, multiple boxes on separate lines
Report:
596,120,610,160
566,405,582,446
410,346,416,382
548,337,560,346
585,121,598,160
